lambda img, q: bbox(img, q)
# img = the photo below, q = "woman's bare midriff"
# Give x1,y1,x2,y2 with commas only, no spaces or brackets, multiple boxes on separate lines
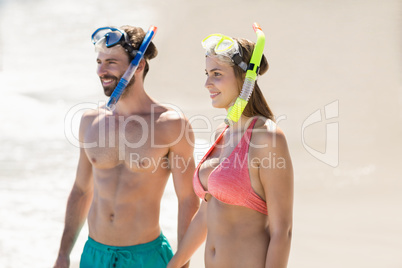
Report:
204,197,269,268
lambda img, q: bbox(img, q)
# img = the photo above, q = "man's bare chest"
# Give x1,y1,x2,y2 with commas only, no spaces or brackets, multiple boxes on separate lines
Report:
83,115,170,171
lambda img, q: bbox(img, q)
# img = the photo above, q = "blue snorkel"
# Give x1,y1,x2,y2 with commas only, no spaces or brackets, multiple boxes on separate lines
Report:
105,26,157,111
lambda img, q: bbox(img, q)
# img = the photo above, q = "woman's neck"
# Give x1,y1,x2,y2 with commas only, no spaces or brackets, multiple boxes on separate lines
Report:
227,114,254,133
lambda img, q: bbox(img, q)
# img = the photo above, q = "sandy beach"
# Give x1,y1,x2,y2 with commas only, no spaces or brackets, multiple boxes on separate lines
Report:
0,0,401,267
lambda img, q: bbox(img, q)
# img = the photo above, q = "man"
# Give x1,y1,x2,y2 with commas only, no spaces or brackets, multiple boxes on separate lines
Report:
54,25,199,268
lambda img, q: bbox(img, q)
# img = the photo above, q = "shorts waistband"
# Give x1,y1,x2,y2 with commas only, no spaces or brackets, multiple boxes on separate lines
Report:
87,232,168,253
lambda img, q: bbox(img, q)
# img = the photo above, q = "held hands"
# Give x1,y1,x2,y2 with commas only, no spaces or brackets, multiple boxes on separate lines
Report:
166,255,183,268
166,259,176,268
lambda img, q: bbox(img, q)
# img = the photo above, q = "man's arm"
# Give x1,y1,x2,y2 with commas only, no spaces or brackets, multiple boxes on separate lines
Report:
168,116,200,268
54,113,94,268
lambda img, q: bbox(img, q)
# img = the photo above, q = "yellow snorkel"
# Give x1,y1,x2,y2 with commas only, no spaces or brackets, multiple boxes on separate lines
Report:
224,23,266,126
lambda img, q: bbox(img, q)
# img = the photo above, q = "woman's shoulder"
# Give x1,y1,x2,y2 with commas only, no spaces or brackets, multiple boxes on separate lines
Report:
251,116,288,153
252,116,283,136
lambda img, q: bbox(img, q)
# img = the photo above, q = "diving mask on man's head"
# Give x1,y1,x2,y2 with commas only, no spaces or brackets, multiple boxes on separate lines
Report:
202,34,248,71
91,27,138,58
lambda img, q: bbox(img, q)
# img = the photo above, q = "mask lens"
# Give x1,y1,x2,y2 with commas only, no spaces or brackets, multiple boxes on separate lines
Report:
92,29,110,44
201,33,247,72
104,31,123,47
202,35,222,50
215,38,234,53
91,27,124,47
201,34,235,54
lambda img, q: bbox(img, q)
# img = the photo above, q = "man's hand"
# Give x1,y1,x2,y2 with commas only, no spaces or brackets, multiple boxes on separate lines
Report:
53,254,70,268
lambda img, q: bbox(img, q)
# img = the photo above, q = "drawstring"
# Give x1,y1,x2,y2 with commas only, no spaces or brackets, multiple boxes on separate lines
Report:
107,248,133,268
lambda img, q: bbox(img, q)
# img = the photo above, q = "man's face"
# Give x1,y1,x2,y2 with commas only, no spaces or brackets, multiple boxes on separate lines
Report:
96,45,131,96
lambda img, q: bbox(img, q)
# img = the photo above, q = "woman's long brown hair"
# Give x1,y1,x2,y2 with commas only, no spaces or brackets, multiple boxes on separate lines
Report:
233,38,275,122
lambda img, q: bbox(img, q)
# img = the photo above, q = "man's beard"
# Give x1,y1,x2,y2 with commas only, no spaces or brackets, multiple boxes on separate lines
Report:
101,75,135,97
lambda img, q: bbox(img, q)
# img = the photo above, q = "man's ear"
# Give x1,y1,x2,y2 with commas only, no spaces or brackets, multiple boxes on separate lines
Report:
136,59,146,72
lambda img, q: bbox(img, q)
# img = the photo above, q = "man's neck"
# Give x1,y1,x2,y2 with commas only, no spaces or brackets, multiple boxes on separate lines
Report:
112,84,155,117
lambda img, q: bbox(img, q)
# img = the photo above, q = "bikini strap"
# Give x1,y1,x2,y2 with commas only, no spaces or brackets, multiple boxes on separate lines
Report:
242,117,259,150
199,125,229,164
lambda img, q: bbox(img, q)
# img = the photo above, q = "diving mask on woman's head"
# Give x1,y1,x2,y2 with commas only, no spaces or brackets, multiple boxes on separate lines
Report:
91,27,137,58
202,34,248,71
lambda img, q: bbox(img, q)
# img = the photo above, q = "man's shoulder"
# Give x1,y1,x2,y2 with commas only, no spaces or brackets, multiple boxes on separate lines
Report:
153,105,192,144
82,108,99,117
80,108,96,122
156,105,189,127
79,107,109,129
81,104,113,119
80,108,101,123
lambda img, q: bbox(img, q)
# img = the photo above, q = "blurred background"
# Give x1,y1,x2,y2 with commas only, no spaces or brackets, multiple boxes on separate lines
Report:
0,0,401,267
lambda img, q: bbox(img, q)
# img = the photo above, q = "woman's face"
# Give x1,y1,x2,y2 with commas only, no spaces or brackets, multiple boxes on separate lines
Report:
205,56,239,110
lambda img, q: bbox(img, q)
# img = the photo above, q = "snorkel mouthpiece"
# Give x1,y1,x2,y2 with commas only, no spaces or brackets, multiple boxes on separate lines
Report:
106,78,128,111
224,22,266,126
106,25,157,111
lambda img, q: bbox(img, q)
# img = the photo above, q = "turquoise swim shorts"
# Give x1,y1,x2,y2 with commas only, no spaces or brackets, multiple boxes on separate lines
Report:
80,232,173,268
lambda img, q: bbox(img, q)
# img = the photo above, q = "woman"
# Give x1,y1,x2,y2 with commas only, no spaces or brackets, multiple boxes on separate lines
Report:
168,33,293,268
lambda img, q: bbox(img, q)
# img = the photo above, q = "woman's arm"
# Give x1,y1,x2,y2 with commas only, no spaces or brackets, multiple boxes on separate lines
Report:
167,200,208,268
256,126,294,268
168,115,200,268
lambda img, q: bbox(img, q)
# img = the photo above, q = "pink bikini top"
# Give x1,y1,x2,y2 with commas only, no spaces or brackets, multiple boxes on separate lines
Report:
193,118,268,215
